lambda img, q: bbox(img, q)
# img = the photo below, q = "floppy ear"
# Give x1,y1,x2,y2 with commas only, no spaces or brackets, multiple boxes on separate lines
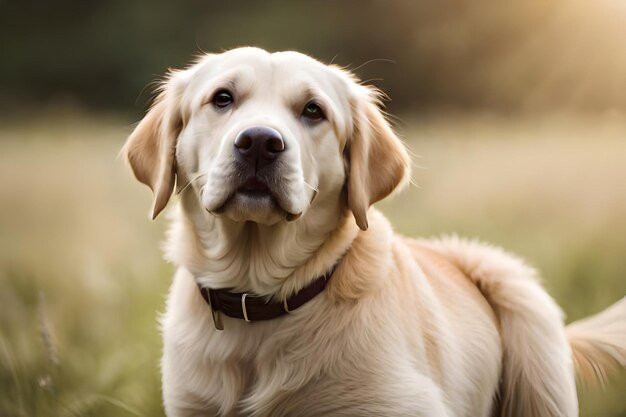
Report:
122,79,183,219
347,88,411,230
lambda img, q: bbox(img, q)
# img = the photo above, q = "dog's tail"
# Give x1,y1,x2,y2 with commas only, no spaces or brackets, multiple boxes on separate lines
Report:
566,296,626,386
420,236,582,417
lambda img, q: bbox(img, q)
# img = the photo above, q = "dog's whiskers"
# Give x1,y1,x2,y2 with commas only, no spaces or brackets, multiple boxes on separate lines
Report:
176,173,208,195
303,180,319,193
304,180,319,204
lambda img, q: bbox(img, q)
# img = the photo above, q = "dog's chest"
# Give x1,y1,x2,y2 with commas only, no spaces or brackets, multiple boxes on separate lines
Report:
188,320,323,415
190,310,450,417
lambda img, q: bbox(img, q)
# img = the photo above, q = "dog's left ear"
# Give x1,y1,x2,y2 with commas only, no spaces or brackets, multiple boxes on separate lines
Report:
347,86,411,231
121,73,185,219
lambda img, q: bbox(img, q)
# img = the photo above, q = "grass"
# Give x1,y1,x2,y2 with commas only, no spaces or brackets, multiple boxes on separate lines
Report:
0,111,624,416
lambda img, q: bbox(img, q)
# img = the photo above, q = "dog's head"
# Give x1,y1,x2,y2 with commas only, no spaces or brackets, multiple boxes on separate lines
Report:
123,47,410,230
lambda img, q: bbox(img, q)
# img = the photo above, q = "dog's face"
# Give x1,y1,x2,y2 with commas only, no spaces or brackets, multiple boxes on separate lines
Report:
123,47,410,230
177,49,352,225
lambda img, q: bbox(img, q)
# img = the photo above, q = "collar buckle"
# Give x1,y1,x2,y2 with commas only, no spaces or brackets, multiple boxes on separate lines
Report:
241,293,251,322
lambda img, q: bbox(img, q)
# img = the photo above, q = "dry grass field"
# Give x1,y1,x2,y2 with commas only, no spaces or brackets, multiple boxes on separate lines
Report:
1,112,624,416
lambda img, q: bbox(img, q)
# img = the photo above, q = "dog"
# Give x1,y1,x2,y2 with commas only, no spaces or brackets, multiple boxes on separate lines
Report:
122,47,626,417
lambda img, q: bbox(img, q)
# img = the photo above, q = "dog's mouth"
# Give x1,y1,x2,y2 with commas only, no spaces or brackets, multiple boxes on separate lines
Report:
211,174,293,223
237,177,272,197
203,161,307,224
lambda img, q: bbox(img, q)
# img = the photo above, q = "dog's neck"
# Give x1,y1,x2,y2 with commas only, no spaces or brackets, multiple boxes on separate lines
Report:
165,191,359,299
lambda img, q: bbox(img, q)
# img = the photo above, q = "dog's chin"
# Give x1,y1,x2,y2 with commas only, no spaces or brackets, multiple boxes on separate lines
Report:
212,191,290,225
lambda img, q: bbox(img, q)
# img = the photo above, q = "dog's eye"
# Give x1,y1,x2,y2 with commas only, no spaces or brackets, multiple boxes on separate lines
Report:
213,90,234,109
302,102,325,122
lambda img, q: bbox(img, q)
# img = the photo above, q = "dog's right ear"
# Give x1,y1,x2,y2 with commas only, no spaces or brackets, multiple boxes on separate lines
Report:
121,74,184,219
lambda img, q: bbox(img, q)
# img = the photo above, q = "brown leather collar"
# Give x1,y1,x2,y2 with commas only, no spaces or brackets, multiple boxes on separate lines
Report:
198,266,335,330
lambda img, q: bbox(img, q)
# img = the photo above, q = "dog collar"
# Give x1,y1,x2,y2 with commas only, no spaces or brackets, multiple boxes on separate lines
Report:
198,266,335,330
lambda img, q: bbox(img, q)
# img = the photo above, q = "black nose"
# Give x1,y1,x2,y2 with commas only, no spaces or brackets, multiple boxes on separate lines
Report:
234,126,285,171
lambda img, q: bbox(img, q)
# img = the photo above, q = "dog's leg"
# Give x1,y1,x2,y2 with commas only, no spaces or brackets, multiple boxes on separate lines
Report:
160,268,250,417
249,372,453,417
164,402,221,417
161,355,244,417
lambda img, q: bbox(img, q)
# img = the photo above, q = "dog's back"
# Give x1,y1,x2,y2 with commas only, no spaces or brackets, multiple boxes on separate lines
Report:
417,236,626,417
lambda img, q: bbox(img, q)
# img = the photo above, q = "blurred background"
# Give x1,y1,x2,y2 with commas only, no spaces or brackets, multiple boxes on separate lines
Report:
1,0,625,416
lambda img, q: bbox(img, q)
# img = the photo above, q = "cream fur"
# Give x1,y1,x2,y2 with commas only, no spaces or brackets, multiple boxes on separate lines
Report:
123,47,626,417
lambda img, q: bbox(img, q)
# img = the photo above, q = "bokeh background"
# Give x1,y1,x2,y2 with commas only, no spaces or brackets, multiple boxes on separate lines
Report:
1,1,625,416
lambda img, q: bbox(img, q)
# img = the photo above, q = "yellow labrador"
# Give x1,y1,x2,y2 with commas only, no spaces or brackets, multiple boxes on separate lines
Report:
123,47,625,417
